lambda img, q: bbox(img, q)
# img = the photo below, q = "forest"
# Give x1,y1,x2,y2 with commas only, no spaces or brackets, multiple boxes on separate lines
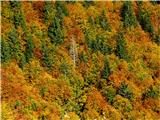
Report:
1,1,160,120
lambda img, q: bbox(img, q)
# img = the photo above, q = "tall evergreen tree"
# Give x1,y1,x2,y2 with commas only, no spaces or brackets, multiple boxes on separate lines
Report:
41,40,54,69
137,8,154,35
43,1,55,25
55,1,68,20
8,28,20,60
116,33,129,61
99,10,111,31
121,1,137,28
10,1,27,32
102,57,111,79
48,17,64,45
25,35,35,63
1,38,11,63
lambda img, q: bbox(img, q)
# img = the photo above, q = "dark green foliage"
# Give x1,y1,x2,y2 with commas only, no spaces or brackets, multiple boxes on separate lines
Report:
19,53,27,69
48,17,64,45
79,51,88,63
55,1,68,20
10,1,27,32
10,1,21,8
25,35,35,63
88,10,111,31
137,6,159,44
31,102,38,111
118,82,134,100
116,33,129,61
121,1,137,28
14,100,22,109
82,1,95,8
87,35,109,54
39,87,47,97
20,11,27,33
102,57,111,79
150,1,160,5
136,1,143,7
153,34,160,45
137,8,154,34
8,28,20,60
38,114,47,120
144,86,160,99
1,38,11,63
88,16,95,25
98,10,111,31
43,1,55,24
60,62,70,75
41,40,54,69
102,85,117,104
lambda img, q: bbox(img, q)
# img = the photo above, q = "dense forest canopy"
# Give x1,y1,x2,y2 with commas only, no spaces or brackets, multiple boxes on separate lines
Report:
1,1,160,120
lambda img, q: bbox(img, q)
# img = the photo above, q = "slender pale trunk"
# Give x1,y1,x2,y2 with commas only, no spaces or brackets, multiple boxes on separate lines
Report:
69,36,77,68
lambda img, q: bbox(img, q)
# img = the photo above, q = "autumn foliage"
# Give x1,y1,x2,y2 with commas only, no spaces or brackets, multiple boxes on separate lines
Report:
1,1,160,119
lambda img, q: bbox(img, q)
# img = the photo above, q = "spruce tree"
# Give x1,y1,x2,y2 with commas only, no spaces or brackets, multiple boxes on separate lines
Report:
99,10,111,31
137,8,154,35
55,1,68,20
10,1,27,32
41,40,54,69
8,28,20,60
1,38,11,63
116,33,129,61
102,57,111,79
43,1,55,24
121,1,137,28
48,17,64,45
25,35,35,63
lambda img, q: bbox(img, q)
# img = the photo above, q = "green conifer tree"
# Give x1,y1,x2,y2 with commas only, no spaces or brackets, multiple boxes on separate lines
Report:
41,40,54,69
116,33,129,61
99,10,111,31
8,28,20,60
1,38,11,63
121,1,137,28
25,35,35,63
102,57,111,79
48,17,64,45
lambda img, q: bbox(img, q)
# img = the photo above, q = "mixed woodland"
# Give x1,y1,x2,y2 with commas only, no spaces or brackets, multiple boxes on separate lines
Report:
1,1,160,120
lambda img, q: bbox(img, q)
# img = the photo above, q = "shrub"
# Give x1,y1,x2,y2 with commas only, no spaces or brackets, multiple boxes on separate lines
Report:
121,1,137,28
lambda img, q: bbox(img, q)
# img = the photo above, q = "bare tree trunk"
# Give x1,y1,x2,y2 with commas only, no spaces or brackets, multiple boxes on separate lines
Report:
69,36,78,68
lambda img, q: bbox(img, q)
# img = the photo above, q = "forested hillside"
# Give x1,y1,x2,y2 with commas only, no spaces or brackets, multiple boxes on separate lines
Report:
1,1,160,120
